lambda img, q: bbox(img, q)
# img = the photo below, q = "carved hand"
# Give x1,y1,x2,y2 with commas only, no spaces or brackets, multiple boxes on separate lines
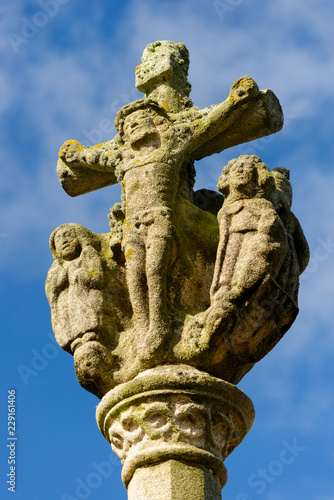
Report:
59,140,84,163
229,76,259,104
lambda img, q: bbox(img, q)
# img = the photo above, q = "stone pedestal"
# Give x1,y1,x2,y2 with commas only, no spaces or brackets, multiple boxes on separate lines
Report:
128,460,221,500
96,365,255,499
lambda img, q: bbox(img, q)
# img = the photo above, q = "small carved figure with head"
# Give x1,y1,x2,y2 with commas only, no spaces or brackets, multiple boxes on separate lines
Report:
211,155,288,303
46,224,117,398
217,155,276,202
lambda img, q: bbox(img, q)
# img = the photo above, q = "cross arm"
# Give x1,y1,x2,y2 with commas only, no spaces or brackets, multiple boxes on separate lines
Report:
57,139,120,197
190,82,283,161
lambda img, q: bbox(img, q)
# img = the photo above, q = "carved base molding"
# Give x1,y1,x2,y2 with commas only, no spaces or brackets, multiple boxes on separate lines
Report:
96,364,255,496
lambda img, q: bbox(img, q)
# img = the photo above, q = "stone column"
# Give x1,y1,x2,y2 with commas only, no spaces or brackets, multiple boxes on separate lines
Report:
96,365,255,499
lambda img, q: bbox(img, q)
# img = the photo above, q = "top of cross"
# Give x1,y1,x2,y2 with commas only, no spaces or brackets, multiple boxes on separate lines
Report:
135,40,192,112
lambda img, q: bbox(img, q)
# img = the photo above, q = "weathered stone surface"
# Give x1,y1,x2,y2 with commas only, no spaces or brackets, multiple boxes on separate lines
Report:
193,189,224,216
46,42,308,395
128,460,222,500
47,153,309,393
57,80,262,371
45,223,131,397
96,365,255,489
46,40,309,499
135,41,192,113
174,155,309,382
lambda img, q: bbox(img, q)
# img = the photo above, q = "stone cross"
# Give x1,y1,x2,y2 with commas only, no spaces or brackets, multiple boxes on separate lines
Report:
57,41,283,198
46,41,309,500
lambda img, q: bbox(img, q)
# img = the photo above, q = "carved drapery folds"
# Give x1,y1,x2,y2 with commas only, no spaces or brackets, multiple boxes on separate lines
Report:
174,155,309,383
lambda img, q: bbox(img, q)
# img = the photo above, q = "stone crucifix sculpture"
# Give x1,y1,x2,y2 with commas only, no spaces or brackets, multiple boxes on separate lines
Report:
46,41,309,499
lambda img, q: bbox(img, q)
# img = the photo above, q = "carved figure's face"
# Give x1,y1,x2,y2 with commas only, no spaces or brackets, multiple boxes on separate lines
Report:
229,159,258,192
123,109,158,148
54,228,81,260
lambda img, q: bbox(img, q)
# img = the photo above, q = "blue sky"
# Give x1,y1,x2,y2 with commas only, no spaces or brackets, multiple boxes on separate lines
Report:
1,0,334,498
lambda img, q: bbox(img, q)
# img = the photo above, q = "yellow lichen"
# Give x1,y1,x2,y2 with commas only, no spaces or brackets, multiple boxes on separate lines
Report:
59,140,84,157
125,248,134,260
239,77,251,87
68,140,83,147
123,218,131,232
162,101,170,112
69,140,83,149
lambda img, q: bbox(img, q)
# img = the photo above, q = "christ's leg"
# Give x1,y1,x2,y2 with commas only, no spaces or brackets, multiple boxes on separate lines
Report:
136,213,174,362
146,234,170,333
123,235,149,330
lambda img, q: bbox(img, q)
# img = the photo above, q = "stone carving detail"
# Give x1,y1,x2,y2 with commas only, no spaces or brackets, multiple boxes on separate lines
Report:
96,364,255,488
211,155,289,303
46,41,310,499
108,395,234,462
272,167,310,301
175,155,309,382
46,40,309,399
45,223,132,397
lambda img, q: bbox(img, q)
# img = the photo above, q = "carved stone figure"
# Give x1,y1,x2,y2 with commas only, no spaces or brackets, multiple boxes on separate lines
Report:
211,155,288,303
45,40,311,393
46,223,131,397
174,155,309,384
46,40,310,500
56,76,268,365
46,224,106,352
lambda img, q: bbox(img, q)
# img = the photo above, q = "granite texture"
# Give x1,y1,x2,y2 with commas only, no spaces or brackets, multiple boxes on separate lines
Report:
46,39,309,500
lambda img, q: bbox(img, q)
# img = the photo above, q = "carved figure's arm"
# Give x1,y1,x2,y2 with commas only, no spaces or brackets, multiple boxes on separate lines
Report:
57,138,121,197
189,79,283,161
187,77,260,156
45,259,69,304
210,210,230,299
72,245,105,289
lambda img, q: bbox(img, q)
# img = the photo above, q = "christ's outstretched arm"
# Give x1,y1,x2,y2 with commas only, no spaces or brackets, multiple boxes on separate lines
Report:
57,138,121,197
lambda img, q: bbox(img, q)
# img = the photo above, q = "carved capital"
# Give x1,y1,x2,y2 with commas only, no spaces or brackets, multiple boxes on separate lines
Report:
96,365,254,488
